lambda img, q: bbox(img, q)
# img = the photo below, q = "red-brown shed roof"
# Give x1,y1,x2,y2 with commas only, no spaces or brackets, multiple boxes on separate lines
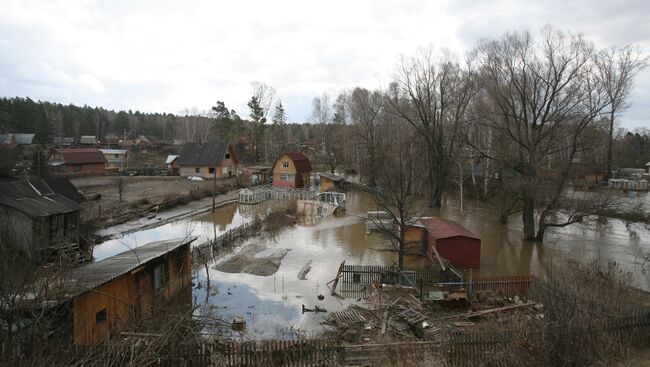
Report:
422,217,480,240
285,152,312,174
55,148,107,165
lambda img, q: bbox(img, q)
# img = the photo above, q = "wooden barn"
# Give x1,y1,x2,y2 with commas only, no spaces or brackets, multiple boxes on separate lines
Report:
63,237,195,346
0,178,84,262
48,148,107,174
422,217,481,268
318,172,345,192
272,152,312,188
176,142,238,179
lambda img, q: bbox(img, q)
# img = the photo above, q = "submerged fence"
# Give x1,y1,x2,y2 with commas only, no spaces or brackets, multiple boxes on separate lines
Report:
191,221,260,260
239,186,317,204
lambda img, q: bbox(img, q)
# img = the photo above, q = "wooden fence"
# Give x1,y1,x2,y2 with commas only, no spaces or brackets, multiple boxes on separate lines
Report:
421,274,533,299
192,221,260,259
151,339,338,367
337,264,462,295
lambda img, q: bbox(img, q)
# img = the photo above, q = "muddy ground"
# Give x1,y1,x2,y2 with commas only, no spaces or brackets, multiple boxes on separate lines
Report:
72,175,237,227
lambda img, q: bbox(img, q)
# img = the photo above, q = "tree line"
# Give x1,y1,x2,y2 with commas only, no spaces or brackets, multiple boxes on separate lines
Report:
0,27,647,243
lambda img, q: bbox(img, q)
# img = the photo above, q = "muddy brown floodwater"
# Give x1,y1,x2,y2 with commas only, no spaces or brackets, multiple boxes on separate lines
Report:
93,189,650,339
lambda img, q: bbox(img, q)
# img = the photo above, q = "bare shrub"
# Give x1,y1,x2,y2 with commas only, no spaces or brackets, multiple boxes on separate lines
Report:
486,260,644,367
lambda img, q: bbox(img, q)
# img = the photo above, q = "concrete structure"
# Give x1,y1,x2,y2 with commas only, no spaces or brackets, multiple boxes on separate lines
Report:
318,172,345,192
272,152,312,188
0,178,83,259
63,237,195,345
422,217,481,269
48,148,107,174
176,142,238,179
99,149,128,172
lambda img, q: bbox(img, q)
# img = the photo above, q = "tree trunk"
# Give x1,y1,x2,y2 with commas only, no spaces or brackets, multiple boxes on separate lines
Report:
604,112,615,181
522,192,536,240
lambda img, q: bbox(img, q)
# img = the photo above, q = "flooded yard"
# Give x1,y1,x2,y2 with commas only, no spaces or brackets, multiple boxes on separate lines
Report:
92,189,650,339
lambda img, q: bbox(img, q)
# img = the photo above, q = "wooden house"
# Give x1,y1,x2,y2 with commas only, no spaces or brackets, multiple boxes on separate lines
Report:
176,142,238,179
272,152,312,188
63,237,195,346
48,148,107,174
0,178,84,261
53,137,75,148
99,149,128,172
318,172,345,192
422,217,481,269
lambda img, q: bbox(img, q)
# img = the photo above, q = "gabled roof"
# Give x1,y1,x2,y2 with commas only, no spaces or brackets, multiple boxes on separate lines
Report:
0,178,83,217
422,217,480,240
79,136,97,144
62,237,196,298
13,134,36,145
53,137,75,144
54,148,107,165
280,152,312,174
176,142,232,166
165,155,179,164
99,149,128,155
0,134,15,144
1,134,35,145
645,162,650,167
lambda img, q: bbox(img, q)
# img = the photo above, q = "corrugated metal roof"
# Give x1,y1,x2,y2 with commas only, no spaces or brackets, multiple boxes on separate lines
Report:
0,179,83,217
54,148,107,164
62,237,196,298
79,136,97,144
176,142,231,166
422,217,480,240
99,149,128,155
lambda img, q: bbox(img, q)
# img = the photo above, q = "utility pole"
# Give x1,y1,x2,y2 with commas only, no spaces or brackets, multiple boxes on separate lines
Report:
212,165,216,212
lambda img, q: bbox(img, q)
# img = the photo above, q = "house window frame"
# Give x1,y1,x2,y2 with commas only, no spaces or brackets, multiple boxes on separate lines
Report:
225,153,230,159
281,161,289,168
209,167,215,174
195,167,200,174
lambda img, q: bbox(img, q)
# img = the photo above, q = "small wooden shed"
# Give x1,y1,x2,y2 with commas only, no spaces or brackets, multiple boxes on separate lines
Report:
63,237,195,346
422,217,481,268
318,172,345,193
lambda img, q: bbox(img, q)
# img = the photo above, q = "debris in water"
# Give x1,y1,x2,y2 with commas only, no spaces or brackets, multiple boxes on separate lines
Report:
317,294,325,301
302,304,327,314
214,243,290,276
297,260,313,280
232,316,246,331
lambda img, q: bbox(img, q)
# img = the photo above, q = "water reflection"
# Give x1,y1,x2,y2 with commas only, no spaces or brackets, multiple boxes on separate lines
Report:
93,189,650,338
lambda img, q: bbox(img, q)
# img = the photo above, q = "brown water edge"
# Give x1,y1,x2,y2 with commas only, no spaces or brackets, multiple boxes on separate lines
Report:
194,189,650,339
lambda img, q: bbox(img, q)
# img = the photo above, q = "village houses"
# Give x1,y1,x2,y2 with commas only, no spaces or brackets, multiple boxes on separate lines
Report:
99,148,128,172
176,142,238,179
48,148,107,174
272,152,312,188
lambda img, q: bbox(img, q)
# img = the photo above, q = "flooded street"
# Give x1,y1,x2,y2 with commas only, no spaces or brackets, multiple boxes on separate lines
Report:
93,189,650,339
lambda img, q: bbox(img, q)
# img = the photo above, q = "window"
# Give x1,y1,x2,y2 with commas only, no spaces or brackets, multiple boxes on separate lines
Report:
195,167,200,173
281,161,289,168
209,167,215,174
225,153,230,159
96,308,107,324
73,165,81,172
114,154,119,159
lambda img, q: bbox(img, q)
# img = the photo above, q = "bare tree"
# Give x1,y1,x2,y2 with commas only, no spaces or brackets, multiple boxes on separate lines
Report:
348,87,383,186
594,45,648,180
311,93,339,173
387,48,476,207
472,27,610,240
368,122,425,269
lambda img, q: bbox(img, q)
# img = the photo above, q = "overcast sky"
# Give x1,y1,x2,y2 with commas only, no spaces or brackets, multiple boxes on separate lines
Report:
0,0,648,129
